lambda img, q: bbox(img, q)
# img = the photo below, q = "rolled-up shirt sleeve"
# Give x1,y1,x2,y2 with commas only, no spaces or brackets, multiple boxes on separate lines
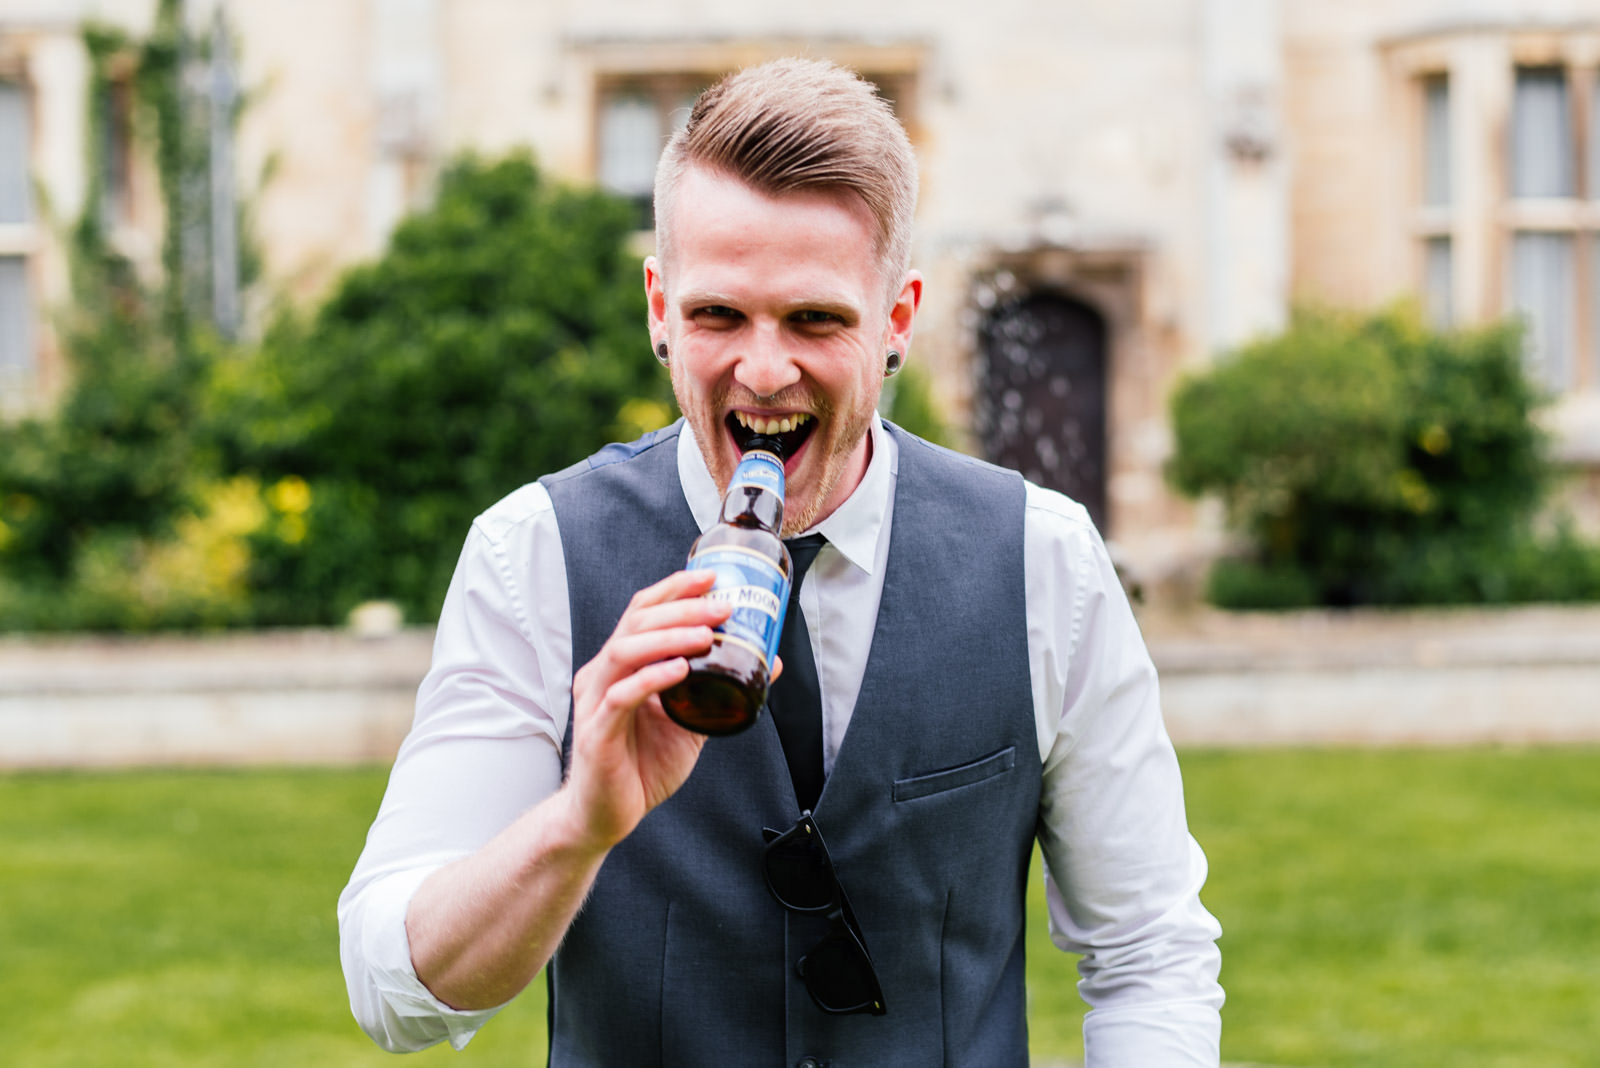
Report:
337,482,572,1052
1026,485,1225,1066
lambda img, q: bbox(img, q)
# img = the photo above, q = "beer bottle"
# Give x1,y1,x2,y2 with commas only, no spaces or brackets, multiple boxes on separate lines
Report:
661,436,792,735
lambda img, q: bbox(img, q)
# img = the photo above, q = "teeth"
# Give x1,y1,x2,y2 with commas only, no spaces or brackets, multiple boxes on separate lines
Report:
736,411,813,436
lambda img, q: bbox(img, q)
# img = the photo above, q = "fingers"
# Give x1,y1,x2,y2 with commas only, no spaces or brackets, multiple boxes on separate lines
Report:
593,654,690,715
614,570,728,641
572,569,730,710
626,567,720,614
564,571,728,845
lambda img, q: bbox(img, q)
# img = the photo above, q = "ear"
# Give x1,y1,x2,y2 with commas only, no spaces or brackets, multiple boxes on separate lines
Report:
645,255,668,338
885,269,923,358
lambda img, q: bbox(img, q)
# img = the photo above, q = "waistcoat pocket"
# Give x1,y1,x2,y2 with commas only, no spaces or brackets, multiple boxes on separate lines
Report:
892,745,1017,802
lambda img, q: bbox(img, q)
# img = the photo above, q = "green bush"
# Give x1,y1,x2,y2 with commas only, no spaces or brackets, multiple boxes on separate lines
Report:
208,152,672,624
0,152,673,632
0,5,263,632
1168,306,1600,608
0,236,233,629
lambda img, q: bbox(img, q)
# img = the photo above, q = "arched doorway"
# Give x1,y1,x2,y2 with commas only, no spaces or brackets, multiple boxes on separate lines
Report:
977,291,1109,531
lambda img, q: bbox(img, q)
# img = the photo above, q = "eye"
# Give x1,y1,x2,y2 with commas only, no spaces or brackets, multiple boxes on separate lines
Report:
790,309,845,329
693,305,742,326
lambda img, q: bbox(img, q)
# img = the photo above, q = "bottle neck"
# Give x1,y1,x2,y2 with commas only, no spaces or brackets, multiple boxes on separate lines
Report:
722,447,786,532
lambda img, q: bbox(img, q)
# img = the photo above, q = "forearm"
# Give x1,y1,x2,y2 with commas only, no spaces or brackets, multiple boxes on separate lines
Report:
405,786,610,1011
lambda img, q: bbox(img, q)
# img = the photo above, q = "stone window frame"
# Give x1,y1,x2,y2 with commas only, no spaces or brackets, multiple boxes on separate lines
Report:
569,37,927,237
1387,25,1600,398
593,72,706,230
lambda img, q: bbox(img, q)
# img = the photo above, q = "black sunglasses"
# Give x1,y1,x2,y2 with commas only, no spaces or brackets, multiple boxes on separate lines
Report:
761,812,887,1016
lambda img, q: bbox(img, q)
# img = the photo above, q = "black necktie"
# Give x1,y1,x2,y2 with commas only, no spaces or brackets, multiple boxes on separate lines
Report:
770,534,827,812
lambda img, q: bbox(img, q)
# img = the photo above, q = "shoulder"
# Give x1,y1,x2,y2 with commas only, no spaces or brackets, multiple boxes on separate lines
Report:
1021,480,1133,618
472,480,558,554
1023,481,1108,581
1023,481,1097,538
540,420,684,490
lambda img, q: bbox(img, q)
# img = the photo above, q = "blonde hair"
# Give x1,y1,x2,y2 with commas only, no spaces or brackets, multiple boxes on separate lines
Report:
653,58,918,299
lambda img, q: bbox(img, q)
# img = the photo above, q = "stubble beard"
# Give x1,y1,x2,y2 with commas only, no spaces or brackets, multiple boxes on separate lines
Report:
777,398,875,536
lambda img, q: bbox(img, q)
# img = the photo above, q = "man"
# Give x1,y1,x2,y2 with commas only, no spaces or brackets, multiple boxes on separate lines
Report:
340,58,1223,1065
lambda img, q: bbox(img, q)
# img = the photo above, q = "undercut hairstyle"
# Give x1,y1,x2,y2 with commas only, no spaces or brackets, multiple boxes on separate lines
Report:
653,57,919,301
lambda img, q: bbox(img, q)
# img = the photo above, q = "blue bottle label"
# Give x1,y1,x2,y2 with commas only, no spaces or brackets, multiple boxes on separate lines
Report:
687,545,790,670
730,450,785,498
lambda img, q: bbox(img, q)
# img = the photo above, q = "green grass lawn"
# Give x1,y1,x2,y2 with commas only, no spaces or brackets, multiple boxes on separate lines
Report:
2,749,1596,1066
1183,748,1600,1068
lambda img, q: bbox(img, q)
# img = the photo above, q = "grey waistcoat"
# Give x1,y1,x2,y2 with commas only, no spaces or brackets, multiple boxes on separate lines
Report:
541,421,1040,1067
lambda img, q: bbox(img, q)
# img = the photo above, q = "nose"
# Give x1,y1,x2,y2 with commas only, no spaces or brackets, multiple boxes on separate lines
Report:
732,331,802,400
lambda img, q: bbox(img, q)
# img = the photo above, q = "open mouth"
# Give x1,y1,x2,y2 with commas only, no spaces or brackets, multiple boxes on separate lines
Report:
727,410,817,463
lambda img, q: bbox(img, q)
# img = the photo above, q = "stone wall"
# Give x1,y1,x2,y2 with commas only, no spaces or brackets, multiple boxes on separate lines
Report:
5,606,1597,769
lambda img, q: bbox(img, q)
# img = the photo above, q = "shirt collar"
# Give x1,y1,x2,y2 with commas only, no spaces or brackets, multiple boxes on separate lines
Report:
678,415,894,577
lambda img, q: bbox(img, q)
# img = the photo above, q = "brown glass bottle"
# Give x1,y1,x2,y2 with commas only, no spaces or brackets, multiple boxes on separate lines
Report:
660,437,792,735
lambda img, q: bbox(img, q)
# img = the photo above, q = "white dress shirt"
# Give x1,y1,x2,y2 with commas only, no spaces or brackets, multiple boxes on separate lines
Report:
339,416,1224,1063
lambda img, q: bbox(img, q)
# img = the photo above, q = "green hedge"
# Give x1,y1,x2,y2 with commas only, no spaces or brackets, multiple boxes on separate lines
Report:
207,152,672,624
1168,307,1600,608
0,153,675,630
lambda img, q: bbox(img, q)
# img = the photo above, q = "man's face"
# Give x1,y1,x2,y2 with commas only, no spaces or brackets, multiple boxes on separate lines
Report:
647,165,921,534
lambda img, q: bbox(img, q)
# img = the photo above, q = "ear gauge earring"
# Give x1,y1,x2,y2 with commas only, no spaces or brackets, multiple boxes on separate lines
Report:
884,350,903,377
655,341,670,366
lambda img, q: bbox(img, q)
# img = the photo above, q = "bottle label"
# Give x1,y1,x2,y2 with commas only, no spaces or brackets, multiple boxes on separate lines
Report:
730,450,785,498
687,545,790,669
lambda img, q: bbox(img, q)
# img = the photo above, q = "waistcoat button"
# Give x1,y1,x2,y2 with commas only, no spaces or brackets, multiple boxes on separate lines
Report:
796,1058,824,1068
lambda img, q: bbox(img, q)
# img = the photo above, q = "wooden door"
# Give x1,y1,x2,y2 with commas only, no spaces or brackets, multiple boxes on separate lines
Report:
977,292,1109,531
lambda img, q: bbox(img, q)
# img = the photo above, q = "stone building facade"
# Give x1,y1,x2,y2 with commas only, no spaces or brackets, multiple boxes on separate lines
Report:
4,0,1598,582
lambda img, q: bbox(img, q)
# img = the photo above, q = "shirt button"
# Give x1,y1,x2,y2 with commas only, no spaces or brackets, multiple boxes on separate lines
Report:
796,1059,824,1068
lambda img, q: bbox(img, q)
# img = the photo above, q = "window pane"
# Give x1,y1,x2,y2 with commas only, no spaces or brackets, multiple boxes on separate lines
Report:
1424,236,1453,328
0,82,31,225
1591,78,1600,200
1509,231,1574,390
1422,75,1451,206
0,256,33,374
598,93,661,198
1511,67,1573,198
1592,237,1600,385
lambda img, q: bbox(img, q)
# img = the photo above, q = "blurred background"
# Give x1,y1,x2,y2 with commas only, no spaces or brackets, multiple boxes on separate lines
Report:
5,0,1600,625
1,1,1598,1065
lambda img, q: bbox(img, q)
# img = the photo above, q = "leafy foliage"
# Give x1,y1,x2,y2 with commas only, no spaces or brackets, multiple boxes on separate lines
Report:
0,5,240,627
207,152,670,624
1168,306,1600,607
1,45,670,632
